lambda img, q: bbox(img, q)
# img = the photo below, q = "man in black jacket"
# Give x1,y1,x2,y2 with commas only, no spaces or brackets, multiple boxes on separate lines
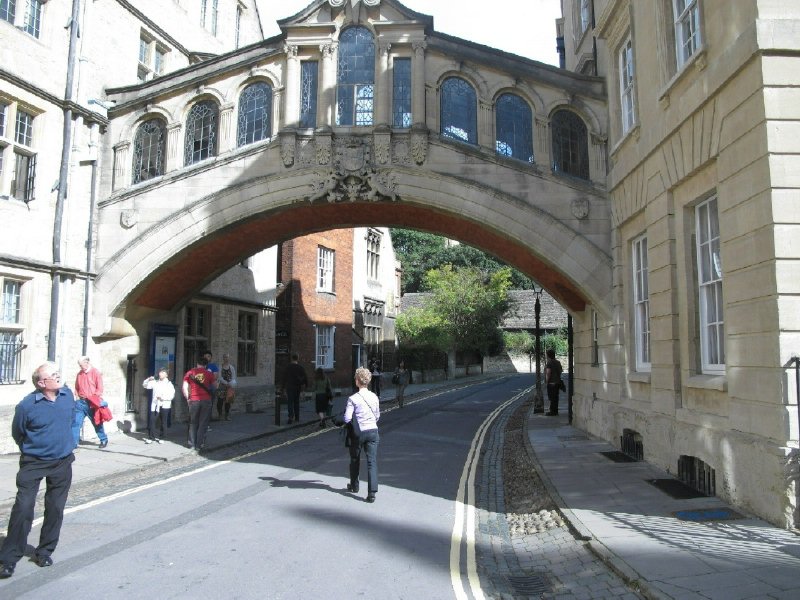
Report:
283,353,308,424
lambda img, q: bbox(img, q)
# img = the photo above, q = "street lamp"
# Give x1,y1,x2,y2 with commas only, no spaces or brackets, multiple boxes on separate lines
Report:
532,284,545,413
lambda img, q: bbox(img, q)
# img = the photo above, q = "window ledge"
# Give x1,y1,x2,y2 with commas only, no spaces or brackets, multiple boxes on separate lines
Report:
609,123,640,159
686,373,727,392
657,47,707,110
627,371,651,384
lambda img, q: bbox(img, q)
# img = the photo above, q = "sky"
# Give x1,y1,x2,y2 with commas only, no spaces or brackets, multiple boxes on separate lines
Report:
255,0,563,66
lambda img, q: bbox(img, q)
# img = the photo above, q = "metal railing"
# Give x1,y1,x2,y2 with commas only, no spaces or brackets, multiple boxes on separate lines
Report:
0,332,25,385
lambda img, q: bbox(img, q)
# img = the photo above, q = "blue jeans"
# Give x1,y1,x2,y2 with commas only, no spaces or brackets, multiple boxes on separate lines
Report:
349,429,379,495
72,399,107,446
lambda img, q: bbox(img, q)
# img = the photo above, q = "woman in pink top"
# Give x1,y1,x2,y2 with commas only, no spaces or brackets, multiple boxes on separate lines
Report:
343,367,380,503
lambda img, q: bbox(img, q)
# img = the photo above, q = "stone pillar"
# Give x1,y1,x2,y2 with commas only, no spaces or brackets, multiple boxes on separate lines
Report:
317,42,337,130
411,40,427,127
284,44,300,129
375,42,391,128
478,99,493,149
218,102,236,153
112,141,130,191
166,122,182,171
590,132,607,182
535,117,550,170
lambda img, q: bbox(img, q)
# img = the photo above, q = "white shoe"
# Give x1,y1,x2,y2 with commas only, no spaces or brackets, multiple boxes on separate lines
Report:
156,439,163,444
144,439,152,444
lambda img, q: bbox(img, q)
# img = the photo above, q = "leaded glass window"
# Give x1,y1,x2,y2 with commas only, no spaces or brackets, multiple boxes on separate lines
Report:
15,110,33,147
0,1,15,24
495,93,533,162
336,26,375,126
184,100,218,165
132,118,166,184
551,109,589,180
237,82,272,147
24,0,42,38
300,61,318,129
392,58,412,128
440,77,477,145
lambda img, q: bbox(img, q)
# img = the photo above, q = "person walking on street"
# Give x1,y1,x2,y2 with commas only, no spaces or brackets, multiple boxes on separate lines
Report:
142,368,175,443
343,367,380,503
0,363,76,578
368,356,382,398
545,348,564,416
182,357,216,452
313,367,333,428
393,360,410,408
73,356,109,449
215,354,237,421
283,353,307,424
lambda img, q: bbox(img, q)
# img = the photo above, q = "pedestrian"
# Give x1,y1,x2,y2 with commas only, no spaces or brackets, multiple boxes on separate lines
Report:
282,353,307,424
182,356,216,452
368,356,381,398
203,350,219,412
342,366,380,503
142,367,175,443
73,355,109,449
0,363,76,578
545,348,564,416
215,354,237,421
393,360,411,408
313,367,333,428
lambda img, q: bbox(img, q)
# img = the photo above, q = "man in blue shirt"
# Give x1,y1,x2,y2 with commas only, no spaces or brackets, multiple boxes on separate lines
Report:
0,362,76,579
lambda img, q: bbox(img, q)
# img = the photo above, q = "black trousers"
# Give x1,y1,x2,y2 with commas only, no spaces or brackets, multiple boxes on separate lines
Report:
286,387,301,421
188,400,212,448
349,429,379,494
547,383,560,414
0,453,74,565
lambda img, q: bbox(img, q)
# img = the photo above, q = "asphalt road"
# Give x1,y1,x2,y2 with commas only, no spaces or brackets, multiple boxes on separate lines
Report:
1,377,523,599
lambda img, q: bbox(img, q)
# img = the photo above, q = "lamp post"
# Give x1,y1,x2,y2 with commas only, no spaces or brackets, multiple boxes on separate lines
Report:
532,285,544,413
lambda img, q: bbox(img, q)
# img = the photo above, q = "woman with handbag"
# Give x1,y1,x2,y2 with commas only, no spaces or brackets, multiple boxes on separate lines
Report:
342,367,380,503
313,367,333,428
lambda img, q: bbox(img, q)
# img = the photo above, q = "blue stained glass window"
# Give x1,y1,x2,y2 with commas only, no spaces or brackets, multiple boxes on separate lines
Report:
132,118,166,184
184,100,218,166
336,26,375,126
495,93,533,163
238,82,272,146
392,58,412,128
551,109,589,180
300,61,318,129
440,77,477,145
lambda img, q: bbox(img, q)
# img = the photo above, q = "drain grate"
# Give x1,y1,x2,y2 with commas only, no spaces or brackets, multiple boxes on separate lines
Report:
507,573,551,596
673,507,744,522
647,478,707,499
600,450,638,463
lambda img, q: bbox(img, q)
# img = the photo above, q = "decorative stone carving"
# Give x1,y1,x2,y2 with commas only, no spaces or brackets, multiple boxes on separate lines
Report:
280,131,295,167
284,44,298,59
410,129,428,164
120,209,138,229
374,132,390,164
571,198,589,220
392,140,411,164
316,135,332,165
298,138,315,167
329,0,380,6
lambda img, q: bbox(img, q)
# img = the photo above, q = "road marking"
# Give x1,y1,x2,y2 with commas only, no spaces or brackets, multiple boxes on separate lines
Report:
450,388,530,600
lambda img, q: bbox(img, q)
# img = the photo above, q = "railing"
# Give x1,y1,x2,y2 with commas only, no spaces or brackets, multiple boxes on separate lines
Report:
0,332,25,385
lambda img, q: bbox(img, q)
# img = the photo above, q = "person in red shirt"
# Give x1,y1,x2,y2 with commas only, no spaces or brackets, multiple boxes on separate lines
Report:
182,357,216,452
73,356,109,448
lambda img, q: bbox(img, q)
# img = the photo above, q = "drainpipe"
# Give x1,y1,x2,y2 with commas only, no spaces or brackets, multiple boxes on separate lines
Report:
81,123,99,355
567,314,574,424
48,0,81,360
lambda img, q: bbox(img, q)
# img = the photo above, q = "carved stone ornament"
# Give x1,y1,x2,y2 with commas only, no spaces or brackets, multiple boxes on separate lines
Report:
307,169,398,204
120,209,138,229
392,140,410,164
280,134,295,167
329,0,380,6
410,130,428,165
316,136,332,165
335,136,371,173
571,197,589,220
374,134,390,165
298,138,315,167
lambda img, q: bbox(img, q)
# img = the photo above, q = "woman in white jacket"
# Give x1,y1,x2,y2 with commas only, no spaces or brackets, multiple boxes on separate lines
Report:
143,367,175,443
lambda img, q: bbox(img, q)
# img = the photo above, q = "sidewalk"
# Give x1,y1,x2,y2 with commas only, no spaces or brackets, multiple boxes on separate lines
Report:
527,411,800,600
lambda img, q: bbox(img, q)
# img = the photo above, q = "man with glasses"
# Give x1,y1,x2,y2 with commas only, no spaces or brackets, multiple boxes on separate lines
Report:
0,363,76,578
73,355,109,448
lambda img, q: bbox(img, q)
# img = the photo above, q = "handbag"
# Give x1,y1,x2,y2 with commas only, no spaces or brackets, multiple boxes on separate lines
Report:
342,422,354,448
559,379,566,392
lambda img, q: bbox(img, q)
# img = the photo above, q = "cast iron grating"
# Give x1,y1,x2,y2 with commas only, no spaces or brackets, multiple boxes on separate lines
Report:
507,573,551,596
673,507,745,522
647,478,707,499
600,450,638,463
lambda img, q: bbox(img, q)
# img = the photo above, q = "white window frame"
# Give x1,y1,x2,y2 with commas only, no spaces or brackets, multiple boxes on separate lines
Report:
1,0,43,38
317,246,334,293
0,99,37,203
618,36,636,134
1,275,27,384
315,324,335,370
632,235,651,371
579,0,592,34
138,31,168,82
695,195,724,373
673,0,701,68
366,229,381,280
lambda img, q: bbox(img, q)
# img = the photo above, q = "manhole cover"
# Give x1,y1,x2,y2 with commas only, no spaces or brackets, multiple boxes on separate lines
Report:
647,478,707,499
600,451,638,462
673,507,744,522
507,573,550,595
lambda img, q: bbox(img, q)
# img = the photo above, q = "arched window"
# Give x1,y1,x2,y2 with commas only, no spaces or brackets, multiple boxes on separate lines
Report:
551,109,589,180
237,82,272,146
495,93,533,162
440,77,477,145
132,118,166,184
336,26,375,126
184,100,218,166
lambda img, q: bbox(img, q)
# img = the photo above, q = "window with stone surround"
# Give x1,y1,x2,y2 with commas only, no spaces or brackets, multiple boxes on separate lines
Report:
235,3,242,49
0,276,25,384
1,0,42,38
366,229,381,280
0,1,14,24
237,311,257,376
392,57,412,128
299,61,318,129
495,93,533,163
183,304,210,374
363,300,383,359
440,77,477,145
317,246,334,293
0,101,37,203
632,235,651,371
618,36,636,135
315,324,334,370
673,0,701,68
336,26,375,127
579,0,592,34
201,0,218,36
184,100,218,166
138,31,168,83
550,109,589,180
237,81,272,147
695,195,724,373
132,118,166,184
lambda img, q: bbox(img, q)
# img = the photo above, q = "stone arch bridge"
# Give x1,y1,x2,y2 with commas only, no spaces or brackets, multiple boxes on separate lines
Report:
95,0,609,345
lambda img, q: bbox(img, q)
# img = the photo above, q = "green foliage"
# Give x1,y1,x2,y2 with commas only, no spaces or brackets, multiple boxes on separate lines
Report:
503,330,535,355
542,328,569,357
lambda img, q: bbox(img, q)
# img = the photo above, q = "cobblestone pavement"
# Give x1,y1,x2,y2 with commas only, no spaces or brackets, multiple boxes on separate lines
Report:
476,397,644,600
